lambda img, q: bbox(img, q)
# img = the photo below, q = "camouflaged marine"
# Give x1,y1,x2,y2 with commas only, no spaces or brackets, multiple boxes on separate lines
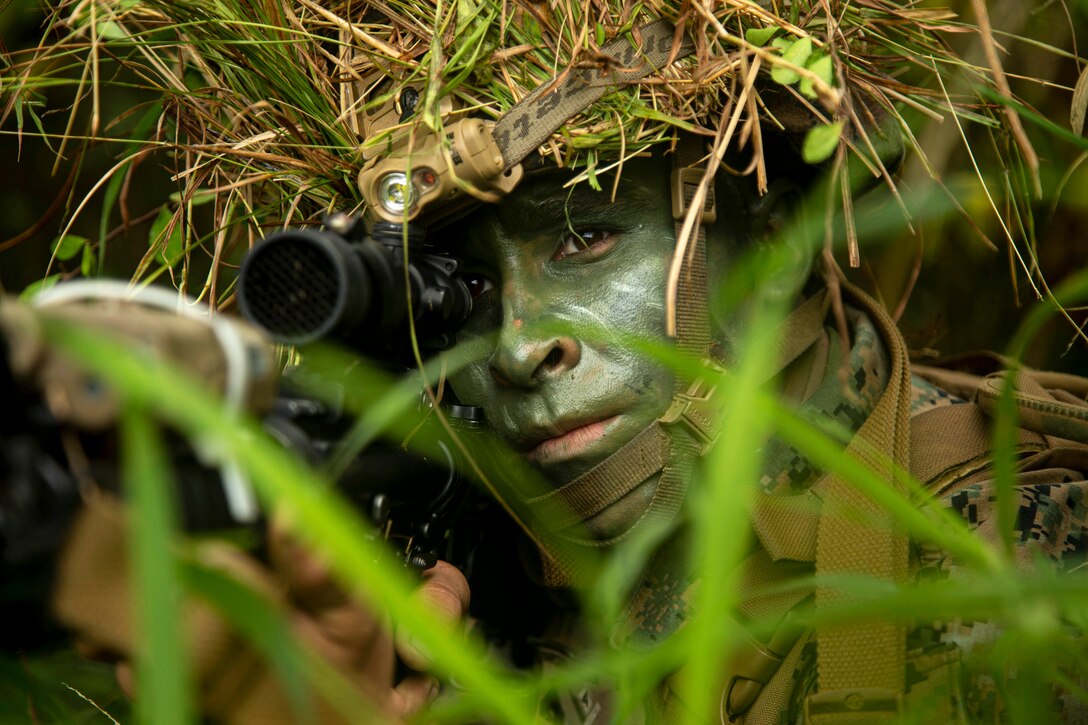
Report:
11,0,1088,722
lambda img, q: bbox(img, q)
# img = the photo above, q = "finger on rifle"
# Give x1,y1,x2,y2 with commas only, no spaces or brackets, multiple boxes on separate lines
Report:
268,512,350,612
390,674,441,717
396,561,470,670
267,513,390,669
115,662,135,698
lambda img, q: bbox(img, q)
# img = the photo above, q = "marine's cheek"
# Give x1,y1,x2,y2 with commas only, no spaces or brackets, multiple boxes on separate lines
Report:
446,358,495,409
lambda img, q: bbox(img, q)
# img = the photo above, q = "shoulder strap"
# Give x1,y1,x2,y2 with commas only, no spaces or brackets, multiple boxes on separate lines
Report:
803,283,912,723
910,363,1088,495
909,403,1047,494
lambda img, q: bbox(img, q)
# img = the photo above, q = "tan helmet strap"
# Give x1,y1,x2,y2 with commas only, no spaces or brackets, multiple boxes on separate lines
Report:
598,134,717,542
617,134,719,544
524,424,671,530
670,135,715,359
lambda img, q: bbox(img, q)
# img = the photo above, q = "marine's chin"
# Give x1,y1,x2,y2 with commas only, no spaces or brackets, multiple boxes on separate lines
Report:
578,474,661,540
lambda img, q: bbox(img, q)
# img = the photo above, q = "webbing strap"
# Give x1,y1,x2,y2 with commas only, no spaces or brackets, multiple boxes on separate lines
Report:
806,284,911,722
909,403,1045,489
546,424,701,550
760,291,831,379
746,490,823,562
976,370,1088,443
493,20,693,169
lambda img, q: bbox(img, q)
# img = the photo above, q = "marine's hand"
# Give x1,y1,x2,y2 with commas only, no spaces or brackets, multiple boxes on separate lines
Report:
268,526,471,718
66,492,473,722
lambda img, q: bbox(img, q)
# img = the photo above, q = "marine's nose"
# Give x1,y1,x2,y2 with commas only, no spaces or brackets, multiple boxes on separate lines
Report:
489,327,581,388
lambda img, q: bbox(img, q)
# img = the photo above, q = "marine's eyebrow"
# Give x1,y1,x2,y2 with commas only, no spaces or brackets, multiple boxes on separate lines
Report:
527,188,655,222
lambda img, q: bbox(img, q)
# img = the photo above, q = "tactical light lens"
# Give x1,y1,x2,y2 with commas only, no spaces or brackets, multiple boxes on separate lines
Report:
415,168,438,189
377,172,414,214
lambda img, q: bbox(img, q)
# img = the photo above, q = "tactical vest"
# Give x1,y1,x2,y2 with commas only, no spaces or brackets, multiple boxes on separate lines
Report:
655,316,1088,723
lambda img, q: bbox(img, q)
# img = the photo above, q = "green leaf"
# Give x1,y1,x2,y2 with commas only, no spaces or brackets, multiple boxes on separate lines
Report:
150,207,184,266
20,274,62,300
771,36,812,86
784,36,814,66
51,234,88,261
585,150,601,191
744,27,778,48
802,121,844,163
167,189,218,207
97,20,126,39
800,54,833,99
81,244,96,277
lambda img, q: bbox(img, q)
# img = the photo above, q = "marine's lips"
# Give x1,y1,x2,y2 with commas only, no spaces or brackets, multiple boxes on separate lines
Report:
522,415,621,464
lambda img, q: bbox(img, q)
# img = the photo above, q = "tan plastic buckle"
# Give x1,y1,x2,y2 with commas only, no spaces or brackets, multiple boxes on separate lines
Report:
722,610,805,720
658,361,725,452
802,688,902,723
670,166,717,224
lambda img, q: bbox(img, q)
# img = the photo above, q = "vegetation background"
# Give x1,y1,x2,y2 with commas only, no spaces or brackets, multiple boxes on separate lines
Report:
1,0,1087,722
2,0,1087,370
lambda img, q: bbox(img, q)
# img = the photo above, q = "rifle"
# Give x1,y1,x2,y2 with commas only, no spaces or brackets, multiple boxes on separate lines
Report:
0,216,485,647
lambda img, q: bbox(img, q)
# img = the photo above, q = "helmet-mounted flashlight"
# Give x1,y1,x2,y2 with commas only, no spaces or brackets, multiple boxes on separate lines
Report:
359,117,524,227
376,172,413,215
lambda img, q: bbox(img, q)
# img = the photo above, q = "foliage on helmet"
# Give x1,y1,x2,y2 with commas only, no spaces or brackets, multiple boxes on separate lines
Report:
4,0,1029,295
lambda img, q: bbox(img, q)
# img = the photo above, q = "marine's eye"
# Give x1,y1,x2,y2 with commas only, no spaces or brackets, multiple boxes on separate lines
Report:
463,273,495,299
553,229,615,261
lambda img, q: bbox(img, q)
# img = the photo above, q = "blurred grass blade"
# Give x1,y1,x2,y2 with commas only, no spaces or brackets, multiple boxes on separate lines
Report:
678,243,792,721
177,557,313,720
120,404,194,725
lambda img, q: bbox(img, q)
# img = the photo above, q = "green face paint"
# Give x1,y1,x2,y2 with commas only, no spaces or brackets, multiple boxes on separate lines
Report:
447,159,683,520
